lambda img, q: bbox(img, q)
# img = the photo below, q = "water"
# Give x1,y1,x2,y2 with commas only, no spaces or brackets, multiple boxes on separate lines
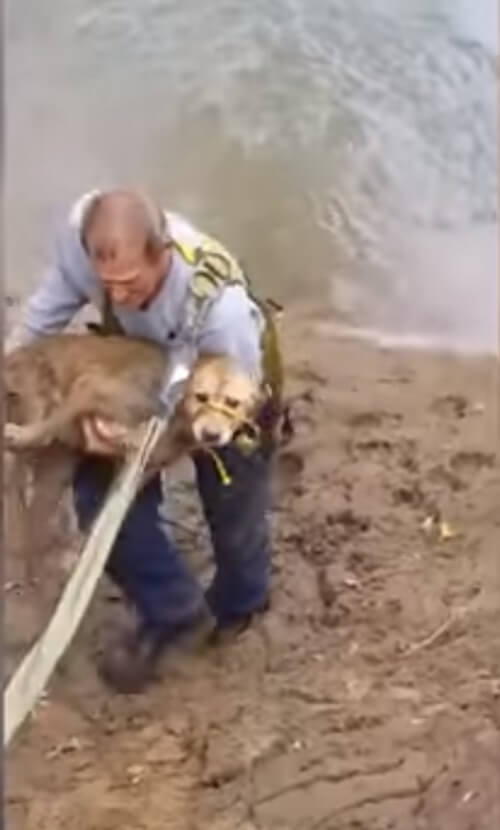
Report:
5,0,498,352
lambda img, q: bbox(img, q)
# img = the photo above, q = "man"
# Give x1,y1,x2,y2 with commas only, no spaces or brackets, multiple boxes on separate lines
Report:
6,189,281,693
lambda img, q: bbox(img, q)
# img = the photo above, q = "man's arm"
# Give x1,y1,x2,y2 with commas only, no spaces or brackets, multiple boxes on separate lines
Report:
196,284,263,380
5,227,87,353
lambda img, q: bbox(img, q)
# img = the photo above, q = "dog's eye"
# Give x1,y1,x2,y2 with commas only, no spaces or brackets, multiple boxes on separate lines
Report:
195,392,209,404
224,397,240,410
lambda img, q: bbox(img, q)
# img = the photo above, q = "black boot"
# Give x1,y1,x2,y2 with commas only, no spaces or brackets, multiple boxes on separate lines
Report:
97,610,214,694
209,598,270,646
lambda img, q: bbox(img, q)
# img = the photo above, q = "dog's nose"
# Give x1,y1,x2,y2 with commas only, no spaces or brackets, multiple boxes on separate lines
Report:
201,428,221,444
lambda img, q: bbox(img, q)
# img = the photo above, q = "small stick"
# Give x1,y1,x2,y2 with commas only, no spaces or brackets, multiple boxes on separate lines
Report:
400,606,469,657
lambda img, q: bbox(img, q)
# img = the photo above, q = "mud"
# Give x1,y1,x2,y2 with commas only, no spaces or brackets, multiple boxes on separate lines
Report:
4,310,500,829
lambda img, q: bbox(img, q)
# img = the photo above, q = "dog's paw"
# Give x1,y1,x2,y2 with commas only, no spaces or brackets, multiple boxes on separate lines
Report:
4,422,28,448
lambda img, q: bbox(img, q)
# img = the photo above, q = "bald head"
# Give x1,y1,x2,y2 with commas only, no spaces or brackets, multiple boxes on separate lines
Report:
81,190,172,308
81,190,168,262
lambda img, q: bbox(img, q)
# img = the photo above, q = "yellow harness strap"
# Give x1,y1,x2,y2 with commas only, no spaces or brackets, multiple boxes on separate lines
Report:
205,449,233,486
171,239,199,267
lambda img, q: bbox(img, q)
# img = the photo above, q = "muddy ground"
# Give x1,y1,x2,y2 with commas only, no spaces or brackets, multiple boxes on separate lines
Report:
4,309,500,829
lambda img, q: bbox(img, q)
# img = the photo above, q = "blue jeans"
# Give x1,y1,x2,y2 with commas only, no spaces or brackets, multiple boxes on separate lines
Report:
73,443,272,633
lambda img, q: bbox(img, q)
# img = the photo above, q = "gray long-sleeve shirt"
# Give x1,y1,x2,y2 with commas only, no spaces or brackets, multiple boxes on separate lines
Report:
6,194,265,400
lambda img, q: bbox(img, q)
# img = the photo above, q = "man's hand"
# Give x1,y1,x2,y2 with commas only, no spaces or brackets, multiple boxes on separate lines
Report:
81,416,131,457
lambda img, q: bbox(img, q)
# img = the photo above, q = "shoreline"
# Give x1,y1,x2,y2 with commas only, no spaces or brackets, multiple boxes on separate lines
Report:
6,293,499,362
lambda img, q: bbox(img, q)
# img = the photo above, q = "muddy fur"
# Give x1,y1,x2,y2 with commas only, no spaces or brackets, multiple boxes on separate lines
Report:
4,333,261,578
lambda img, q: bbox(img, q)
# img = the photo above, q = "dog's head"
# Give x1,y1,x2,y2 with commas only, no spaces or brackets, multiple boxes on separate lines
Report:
182,354,260,447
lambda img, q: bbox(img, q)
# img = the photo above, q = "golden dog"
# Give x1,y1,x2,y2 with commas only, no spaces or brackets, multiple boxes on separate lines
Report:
4,333,261,578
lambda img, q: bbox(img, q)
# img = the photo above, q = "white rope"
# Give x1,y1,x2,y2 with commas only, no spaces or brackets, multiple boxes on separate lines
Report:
3,414,168,747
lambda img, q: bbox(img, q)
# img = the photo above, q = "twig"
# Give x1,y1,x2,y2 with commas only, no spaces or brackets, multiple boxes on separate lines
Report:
311,781,431,828
256,759,404,807
400,605,469,657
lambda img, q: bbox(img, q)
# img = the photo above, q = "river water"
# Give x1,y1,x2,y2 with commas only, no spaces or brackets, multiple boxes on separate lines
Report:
5,0,498,352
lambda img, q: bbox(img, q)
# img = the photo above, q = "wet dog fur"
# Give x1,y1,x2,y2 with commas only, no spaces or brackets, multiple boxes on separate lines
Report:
4,333,261,578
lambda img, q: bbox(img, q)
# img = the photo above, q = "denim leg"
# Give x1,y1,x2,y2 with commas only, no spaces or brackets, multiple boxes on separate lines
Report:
73,457,204,630
193,444,273,626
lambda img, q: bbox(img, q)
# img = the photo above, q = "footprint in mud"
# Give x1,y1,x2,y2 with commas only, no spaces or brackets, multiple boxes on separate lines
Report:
450,450,496,472
276,449,305,478
347,410,402,429
349,438,395,456
347,432,420,477
273,449,306,497
347,549,377,575
391,481,427,508
427,464,464,492
431,394,468,419
285,511,371,568
282,387,318,435
400,450,419,473
326,508,371,535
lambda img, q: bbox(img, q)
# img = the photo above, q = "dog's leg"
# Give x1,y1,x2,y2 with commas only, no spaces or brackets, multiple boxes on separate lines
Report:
3,373,112,450
23,449,77,582
4,401,83,450
4,452,32,583
4,375,159,451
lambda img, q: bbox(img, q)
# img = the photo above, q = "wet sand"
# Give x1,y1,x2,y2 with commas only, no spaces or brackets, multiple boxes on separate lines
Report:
4,309,500,829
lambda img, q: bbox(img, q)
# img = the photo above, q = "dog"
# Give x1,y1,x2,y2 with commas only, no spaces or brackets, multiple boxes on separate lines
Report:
4,333,261,578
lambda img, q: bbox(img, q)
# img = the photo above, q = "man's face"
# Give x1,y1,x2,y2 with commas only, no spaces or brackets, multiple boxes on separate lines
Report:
91,244,171,309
